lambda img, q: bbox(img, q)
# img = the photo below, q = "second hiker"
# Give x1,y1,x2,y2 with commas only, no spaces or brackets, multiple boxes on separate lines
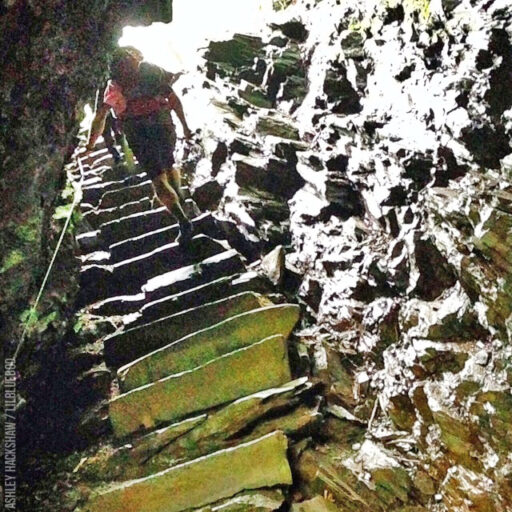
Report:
86,47,193,245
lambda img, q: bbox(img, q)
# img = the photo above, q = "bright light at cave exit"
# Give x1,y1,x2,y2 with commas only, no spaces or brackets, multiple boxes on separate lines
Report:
119,0,273,71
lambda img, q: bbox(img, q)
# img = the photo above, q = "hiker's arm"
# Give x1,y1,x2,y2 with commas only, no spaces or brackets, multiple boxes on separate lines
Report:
86,103,110,150
168,91,192,139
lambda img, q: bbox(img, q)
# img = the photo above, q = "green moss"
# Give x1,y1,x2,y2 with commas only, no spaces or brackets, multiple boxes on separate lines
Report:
1,249,25,273
20,309,59,335
238,87,273,108
15,213,41,243
373,467,412,504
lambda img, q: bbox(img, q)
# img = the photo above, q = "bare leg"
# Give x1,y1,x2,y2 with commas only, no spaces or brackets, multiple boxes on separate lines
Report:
104,116,121,163
166,167,187,203
152,171,187,222
152,171,193,245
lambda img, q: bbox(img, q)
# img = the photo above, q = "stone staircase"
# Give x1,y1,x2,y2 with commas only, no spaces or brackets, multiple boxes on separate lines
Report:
70,145,321,512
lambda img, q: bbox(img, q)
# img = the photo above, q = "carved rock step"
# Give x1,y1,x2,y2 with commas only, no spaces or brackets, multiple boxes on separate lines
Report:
79,207,170,253
81,174,148,206
83,197,154,229
81,431,292,512
76,230,101,254
97,180,153,210
143,249,246,302
98,199,195,244
108,212,222,264
80,379,317,483
136,271,274,325
291,496,339,512
117,303,300,391
91,249,246,317
109,334,291,437
78,235,226,307
189,489,285,512
79,148,111,171
104,292,273,368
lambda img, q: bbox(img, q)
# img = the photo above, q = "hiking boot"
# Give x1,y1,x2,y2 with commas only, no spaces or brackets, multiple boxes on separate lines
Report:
176,220,193,247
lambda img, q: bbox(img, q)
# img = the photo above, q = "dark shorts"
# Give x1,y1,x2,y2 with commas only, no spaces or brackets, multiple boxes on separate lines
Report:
123,110,177,180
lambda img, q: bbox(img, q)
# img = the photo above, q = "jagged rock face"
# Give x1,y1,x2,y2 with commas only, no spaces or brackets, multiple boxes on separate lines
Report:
188,0,512,509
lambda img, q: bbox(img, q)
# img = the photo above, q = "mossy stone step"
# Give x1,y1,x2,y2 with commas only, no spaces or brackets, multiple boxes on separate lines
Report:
191,489,285,512
109,334,291,437
81,431,292,512
105,292,272,368
80,379,316,483
137,271,273,325
117,303,300,391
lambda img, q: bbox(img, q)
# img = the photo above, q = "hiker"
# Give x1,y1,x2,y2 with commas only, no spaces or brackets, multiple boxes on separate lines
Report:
86,47,193,245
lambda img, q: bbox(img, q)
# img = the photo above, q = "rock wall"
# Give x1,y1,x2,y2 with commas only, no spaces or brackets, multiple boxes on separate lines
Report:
185,0,512,509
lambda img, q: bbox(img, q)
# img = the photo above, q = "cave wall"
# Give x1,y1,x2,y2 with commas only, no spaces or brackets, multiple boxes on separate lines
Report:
185,0,512,508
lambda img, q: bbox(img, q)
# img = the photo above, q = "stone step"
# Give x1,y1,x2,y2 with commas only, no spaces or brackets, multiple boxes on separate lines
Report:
96,165,146,184
82,431,292,512
81,176,103,188
104,292,272,368
76,230,101,254
82,174,147,206
99,208,169,243
83,197,154,229
109,334,291,437
90,249,246,317
143,249,246,303
79,148,110,169
108,212,222,264
135,271,274,325
291,496,339,512
117,303,300,391
78,235,227,307
98,198,195,244
97,180,153,210
80,379,317,484
191,490,285,512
